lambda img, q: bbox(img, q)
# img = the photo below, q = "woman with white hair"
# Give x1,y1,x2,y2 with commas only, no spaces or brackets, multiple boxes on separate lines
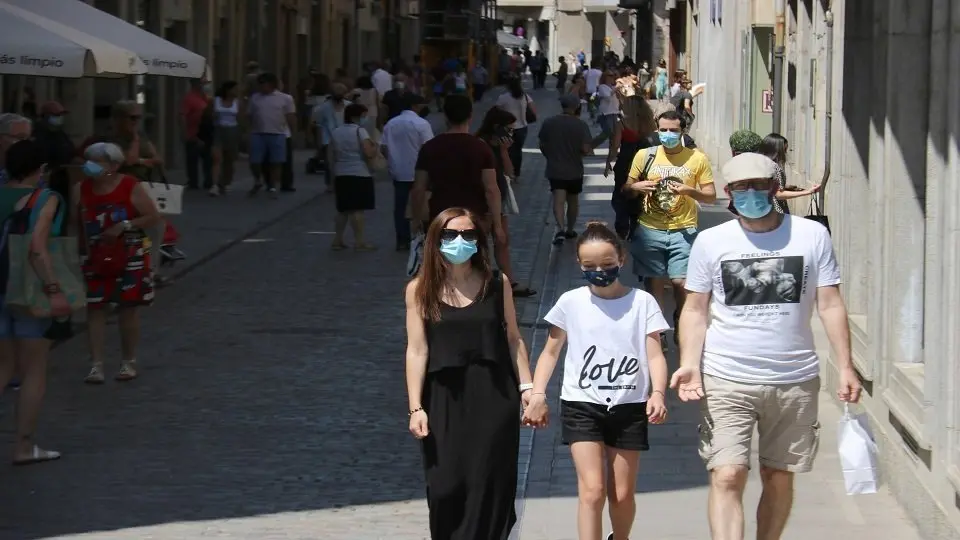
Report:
76,142,161,383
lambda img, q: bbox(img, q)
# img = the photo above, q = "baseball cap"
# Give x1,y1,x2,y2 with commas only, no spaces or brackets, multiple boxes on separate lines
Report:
721,153,778,184
559,93,580,110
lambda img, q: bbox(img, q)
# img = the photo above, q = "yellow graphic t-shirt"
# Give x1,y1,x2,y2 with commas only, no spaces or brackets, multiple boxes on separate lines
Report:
627,145,714,230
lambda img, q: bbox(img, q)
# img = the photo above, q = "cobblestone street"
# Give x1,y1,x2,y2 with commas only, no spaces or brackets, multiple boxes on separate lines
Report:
0,86,923,540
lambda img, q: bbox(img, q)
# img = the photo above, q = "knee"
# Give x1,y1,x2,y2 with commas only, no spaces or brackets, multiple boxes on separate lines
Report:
710,465,748,493
607,483,634,507
578,479,606,508
759,466,793,490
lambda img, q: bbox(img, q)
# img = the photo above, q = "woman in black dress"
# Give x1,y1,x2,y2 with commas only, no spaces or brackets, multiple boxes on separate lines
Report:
404,207,533,539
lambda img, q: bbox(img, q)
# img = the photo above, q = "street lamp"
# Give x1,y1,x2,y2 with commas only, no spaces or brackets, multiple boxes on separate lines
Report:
772,0,786,133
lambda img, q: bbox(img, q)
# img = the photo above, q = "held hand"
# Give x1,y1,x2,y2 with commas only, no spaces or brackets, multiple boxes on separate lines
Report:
603,161,613,177
101,224,125,240
667,181,693,195
48,291,71,318
670,367,705,402
409,410,430,439
522,394,549,428
521,389,532,408
630,180,657,194
805,183,822,195
646,392,668,424
837,366,862,403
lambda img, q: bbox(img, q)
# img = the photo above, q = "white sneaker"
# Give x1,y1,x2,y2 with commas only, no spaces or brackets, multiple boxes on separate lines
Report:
208,186,219,197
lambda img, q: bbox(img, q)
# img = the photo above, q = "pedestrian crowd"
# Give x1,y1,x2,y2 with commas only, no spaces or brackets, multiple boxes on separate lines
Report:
1,46,860,540
403,50,861,540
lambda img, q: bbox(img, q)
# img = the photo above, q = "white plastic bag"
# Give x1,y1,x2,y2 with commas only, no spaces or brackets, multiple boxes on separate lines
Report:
407,233,424,277
837,404,879,495
504,178,520,215
144,181,184,215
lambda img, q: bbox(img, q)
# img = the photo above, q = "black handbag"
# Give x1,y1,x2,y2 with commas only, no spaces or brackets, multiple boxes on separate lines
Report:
805,196,831,234
524,95,537,124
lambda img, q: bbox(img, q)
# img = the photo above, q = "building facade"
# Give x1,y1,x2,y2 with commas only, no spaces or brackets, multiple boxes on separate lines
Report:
689,0,960,538
495,0,687,68
1,0,419,167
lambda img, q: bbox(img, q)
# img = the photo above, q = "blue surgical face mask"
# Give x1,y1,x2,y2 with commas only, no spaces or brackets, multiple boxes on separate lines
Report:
731,188,773,219
82,160,104,177
582,266,621,287
358,116,370,127
47,115,64,127
659,131,681,148
440,236,478,265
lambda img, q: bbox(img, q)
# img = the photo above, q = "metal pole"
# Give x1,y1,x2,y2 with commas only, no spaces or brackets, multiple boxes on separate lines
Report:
772,0,786,133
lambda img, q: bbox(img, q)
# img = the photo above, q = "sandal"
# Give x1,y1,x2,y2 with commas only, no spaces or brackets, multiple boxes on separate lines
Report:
13,445,61,466
330,242,348,251
115,361,138,382
84,364,105,385
354,243,378,252
552,231,565,245
564,229,578,239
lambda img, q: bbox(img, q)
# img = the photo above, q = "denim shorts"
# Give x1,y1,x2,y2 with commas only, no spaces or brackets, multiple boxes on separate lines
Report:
248,133,287,165
630,224,698,279
0,295,51,339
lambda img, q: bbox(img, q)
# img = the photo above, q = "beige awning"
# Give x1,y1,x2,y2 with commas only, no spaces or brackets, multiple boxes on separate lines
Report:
0,1,145,78
5,0,208,78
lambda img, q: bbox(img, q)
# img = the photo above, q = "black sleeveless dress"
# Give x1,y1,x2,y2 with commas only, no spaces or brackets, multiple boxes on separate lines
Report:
421,275,520,540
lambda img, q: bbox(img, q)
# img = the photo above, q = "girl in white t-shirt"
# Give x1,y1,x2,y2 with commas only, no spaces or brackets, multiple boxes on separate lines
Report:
523,221,669,540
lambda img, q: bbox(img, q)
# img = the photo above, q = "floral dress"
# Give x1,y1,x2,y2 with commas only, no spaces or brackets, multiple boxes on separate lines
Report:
80,175,153,307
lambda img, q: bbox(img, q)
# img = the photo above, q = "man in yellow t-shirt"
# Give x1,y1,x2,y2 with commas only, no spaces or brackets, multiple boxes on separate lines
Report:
624,110,716,342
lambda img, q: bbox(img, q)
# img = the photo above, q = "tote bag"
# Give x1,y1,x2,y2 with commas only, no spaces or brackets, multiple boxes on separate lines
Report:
145,171,184,215
5,190,86,317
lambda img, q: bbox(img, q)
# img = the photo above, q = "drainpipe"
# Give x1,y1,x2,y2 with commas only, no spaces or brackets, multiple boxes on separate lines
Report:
819,4,834,206
772,0,786,133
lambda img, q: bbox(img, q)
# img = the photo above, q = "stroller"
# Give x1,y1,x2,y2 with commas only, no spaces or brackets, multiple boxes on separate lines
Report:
158,220,186,267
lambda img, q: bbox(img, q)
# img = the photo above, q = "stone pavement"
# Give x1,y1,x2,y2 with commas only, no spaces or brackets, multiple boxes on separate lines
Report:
0,84,548,540
512,137,922,539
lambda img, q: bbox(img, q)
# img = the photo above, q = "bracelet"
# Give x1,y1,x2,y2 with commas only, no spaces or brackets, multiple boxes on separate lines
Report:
531,392,546,397
408,406,424,416
519,383,534,392
42,282,61,295
651,390,665,398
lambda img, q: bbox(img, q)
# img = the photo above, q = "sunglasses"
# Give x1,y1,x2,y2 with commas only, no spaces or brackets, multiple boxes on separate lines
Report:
441,228,479,243
728,180,774,192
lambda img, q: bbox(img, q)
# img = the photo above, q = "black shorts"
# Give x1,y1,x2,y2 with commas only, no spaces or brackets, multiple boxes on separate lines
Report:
549,178,584,195
561,400,649,451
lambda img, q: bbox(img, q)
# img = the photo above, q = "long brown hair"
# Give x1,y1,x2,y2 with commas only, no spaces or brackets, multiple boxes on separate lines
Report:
620,95,656,137
414,207,494,321
475,106,516,141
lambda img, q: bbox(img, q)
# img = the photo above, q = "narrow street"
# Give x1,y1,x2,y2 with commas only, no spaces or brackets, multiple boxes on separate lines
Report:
0,88,921,540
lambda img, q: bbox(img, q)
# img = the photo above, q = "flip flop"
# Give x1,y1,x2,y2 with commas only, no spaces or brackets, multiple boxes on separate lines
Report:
13,445,61,466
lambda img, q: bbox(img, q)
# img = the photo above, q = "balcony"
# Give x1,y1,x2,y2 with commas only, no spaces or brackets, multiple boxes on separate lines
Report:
496,0,548,7
583,0,621,11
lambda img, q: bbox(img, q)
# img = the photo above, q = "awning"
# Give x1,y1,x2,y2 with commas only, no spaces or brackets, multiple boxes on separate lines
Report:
4,0,207,79
497,31,527,48
0,2,145,78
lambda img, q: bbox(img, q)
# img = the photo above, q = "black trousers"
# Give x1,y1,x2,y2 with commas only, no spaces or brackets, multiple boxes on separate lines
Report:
185,140,213,188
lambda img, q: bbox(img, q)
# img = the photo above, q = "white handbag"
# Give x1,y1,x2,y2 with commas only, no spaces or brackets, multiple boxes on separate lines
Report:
144,173,184,215
504,178,520,215
407,234,425,277
837,404,880,495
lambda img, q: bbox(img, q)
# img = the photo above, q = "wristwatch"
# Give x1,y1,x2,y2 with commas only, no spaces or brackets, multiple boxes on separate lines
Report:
121,220,132,232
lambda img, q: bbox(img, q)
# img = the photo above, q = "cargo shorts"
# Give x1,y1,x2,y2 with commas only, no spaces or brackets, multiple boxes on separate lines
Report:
698,373,821,473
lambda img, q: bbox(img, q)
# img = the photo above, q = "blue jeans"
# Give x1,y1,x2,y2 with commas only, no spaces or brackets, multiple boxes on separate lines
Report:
630,224,699,279
249,133,287,165
0,295,50,339
393,180,413,245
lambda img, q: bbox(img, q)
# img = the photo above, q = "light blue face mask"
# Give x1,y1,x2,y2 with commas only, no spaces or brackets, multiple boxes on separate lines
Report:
357,116,370,128
47,115,64,127
659,131,681,148
440,236,478,265
82,160,104,177
731,188,773,219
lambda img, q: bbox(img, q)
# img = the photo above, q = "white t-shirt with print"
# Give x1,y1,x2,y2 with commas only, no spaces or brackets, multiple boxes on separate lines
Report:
544,286,669,407
684,215,841,385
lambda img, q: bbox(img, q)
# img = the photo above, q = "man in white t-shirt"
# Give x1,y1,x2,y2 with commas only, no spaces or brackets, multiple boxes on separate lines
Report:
584,61,603,119
381,93,433,250
371,62,393,97
669,153,862,540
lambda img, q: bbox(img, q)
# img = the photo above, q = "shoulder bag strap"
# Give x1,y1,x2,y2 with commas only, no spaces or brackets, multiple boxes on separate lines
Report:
639,147,657,181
